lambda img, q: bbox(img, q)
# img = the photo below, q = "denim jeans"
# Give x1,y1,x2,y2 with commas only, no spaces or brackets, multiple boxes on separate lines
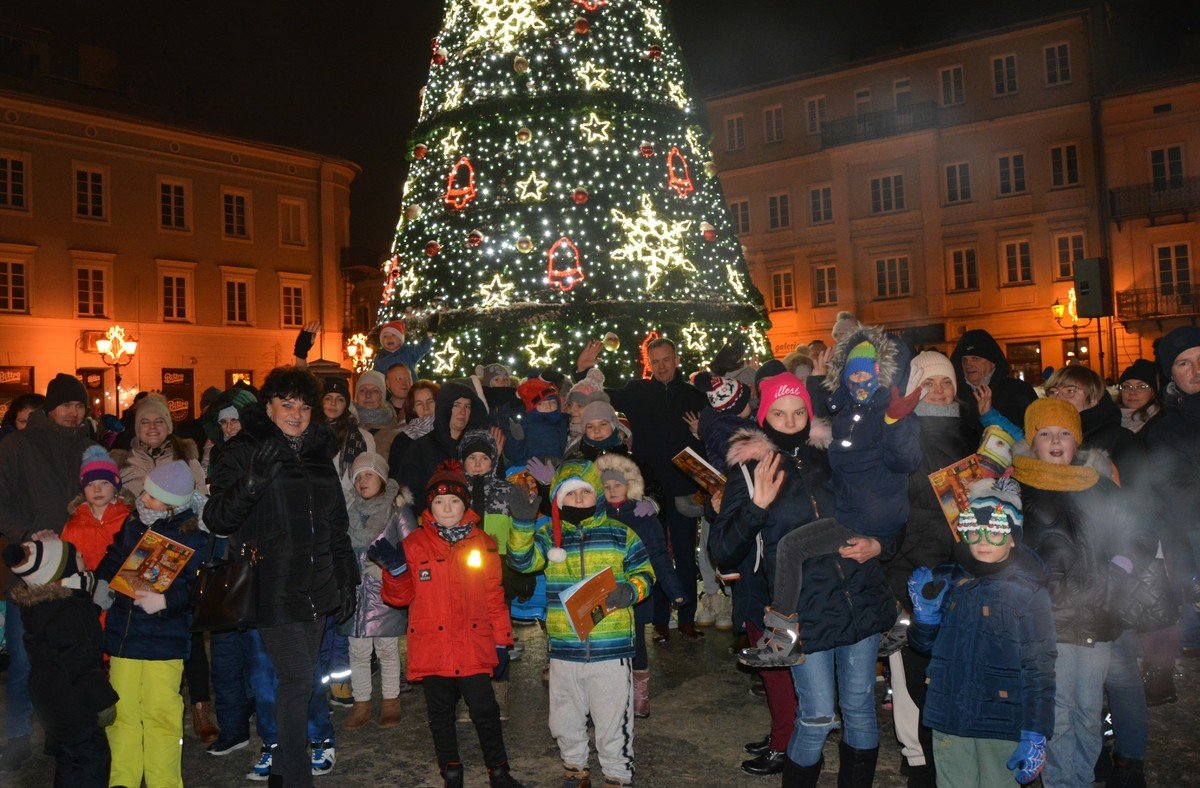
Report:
245,627,334,748
209,630,254,742
1043,641,1111,788
4,594,32,739
652,497,699,628
1105,630,1147,760
787,633,881,767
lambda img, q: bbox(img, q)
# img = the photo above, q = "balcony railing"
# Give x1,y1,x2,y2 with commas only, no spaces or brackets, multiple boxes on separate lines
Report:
1110,177,1200,222
821,101,938,147
1115,285,1200,321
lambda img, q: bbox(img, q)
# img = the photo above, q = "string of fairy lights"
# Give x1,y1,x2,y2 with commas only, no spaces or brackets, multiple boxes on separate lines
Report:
382,0,767,378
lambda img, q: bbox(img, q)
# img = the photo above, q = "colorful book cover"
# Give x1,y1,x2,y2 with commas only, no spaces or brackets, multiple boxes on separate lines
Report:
671,447,727,497
559,566,617,641
927,454,1002,540
109,529,196,599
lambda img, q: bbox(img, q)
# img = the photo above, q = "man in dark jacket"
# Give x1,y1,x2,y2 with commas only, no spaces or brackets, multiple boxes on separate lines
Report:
576,337,709,637
951,329,1037,442
393,381,487,496
0,372,96,771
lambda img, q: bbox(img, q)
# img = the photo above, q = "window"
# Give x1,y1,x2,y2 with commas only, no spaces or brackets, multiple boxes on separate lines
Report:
939,65,965,106
0,152,28,211
813,264,838,306
949,248,978,291
770,270,794,311
74,164,108,220
71,252,113,319
870,174,905,213
1002,240,1032,284
805,96,827,135
854,88,871,115
809,186,833,224
1156,243,1191,298
728,200,750,234
1044,43,1071,85
992,54,1018,95
1062,338,1090,366
1051,144,1080,187
893,78,912,108
1055,233,1086,279
158,261,196,322
158,177,190,231
221,188,251,239
0,260,28,313
1007,341,1043,383
1150,146,1184,191
768,193,791,230
763,105,784,144
944,162,972,203
998,153,1026,195
279,197,307,247
875,256,911,298
279,273,311,329
221,266,256,326
725,115,744,151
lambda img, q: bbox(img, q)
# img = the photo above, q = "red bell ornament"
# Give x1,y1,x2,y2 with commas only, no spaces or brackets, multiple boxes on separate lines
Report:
547,236,586,292
666,146,694,198
443,156,477,211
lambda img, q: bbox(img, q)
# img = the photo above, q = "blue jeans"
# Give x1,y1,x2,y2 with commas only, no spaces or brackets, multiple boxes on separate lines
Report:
1043,641,1111,788
1105,630,1147,760
787,634,881,767
4,594,32,739
210,630,255,742
246,628,334,746
318,622,350,684
652,497,698,628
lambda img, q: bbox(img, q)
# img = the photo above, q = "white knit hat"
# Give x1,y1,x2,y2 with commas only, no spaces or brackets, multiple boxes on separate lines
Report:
351,451,389,482
906,351,957,397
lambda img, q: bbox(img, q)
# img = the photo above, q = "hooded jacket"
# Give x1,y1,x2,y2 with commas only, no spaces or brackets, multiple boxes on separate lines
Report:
818,326,923,537
0,409,97,544
394,382,487,497
1141,385,1200,539
203,404,359,628
62,492,134,571
346,481,410,639
951,330,1038,441
11,582,118,740
908,547,1057,741
507,460,655,662
1078,394,1141,484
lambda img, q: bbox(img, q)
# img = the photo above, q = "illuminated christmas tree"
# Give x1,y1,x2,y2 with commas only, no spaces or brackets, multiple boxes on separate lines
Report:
381,0,767,378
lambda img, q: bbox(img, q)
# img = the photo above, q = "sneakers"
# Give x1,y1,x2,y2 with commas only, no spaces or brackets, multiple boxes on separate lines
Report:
207,734,250,756
246,745,275,781
310,740,336,776
696,593,719,627
715,594,733,630
878,618,909,657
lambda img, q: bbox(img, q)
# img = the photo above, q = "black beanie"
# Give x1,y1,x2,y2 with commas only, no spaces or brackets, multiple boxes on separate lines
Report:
43,373,87,413
1158,326,1200,377
754,360,786,388
1119,359,1159,392
323,376,351,400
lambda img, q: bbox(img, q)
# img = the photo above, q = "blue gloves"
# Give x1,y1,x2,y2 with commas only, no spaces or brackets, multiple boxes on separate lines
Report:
1006,730,1047,784
907,566,949,625
367,538,407,577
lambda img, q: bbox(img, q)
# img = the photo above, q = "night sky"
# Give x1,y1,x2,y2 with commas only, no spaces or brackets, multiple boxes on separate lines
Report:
4,0,1195,257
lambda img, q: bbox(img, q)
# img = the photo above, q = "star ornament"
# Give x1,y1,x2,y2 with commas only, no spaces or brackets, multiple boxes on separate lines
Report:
477,273,516,309
432,336,462,375
579,112,612,144
666,81,689,110
397,267,421,300
643,6,665,37
577,61,610,91
726,264,748,298
524,330,561,367
466,0,547,54
610,194,696,291
683,322,709,352
516,170,549,202
439,127,463,158
442,83,465,111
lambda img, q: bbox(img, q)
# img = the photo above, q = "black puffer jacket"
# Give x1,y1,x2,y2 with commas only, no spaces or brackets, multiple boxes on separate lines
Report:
1080,395,1141,483
710,427,896,652
394,382,487,496
204,406,358,628
1141,386,1200,542
951,329,1038,443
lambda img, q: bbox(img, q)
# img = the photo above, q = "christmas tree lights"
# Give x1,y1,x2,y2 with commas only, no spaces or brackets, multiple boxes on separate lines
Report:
382,0,767,378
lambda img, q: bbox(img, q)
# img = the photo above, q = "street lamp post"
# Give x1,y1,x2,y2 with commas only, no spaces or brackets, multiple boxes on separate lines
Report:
345,333,374,373
1050,288,1092,365
95,324,138,415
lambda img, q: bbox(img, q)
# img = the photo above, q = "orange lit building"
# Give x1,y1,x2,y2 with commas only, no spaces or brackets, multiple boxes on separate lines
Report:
0,86,359,417
705,11,1193,382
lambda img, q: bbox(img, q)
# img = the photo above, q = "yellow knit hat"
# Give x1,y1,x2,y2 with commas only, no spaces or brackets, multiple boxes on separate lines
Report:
1024,397,1082,444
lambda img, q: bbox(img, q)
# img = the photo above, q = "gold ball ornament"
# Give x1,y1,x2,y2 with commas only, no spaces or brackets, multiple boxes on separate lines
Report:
516,236,534,254
602,332,621,352
514,55,529,73
516,127,532,144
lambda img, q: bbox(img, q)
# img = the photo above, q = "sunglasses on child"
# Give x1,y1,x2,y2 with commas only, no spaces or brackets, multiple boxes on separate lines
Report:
957,508,1012,546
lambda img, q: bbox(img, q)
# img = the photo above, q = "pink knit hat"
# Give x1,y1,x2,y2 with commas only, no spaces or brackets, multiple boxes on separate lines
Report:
756,372,812,426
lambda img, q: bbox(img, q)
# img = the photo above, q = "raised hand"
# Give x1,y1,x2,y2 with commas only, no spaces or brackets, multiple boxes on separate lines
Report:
508,485,541,522
751,452,785,510
907,567,948,625
973,383,993,415
576,339,603,372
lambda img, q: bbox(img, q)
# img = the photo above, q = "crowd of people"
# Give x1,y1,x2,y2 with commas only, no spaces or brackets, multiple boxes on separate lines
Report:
0,312,1196,788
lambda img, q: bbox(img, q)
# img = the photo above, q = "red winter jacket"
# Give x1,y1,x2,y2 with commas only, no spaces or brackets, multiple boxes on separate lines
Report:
381,512,513,681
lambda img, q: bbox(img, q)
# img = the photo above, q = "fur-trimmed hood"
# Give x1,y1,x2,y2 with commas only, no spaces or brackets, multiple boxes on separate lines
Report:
725,425,829,467
10,581,75,607
593,452,645,501
823,325,906,393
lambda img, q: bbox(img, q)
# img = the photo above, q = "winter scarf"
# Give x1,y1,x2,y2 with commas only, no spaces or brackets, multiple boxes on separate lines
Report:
1012,454,1098,492
425,508,480,546
915,401,960,418
402,414,435,440
357,405,396,430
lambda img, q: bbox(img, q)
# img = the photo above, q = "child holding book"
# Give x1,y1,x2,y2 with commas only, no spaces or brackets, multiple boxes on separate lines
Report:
95,460,207,788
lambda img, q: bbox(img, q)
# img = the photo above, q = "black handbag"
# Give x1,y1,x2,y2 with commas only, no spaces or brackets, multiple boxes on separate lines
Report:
1109,557,1180,633
190,536,260,633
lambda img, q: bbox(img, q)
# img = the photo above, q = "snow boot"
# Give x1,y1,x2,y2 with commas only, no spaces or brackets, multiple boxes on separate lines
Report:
837,741,878,788
632,669,650,718
342,700,373,730
378,697,401,727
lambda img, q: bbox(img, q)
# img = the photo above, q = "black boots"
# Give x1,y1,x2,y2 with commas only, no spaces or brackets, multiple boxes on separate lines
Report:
441,761,465,788
489,762,525,788
740,749,786,775
782,757,822,788
1106,755,1147,788
837,741,879,788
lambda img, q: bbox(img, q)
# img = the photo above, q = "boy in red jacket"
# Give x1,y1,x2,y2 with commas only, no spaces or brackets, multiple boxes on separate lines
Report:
377,463,522,788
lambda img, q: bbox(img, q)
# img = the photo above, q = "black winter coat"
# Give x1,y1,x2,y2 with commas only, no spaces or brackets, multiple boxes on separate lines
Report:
710,428,896,653
1080,396,1138,473
394,382,487,496
204,407,358,628
951,330,1038,443
13,583,118,741
0,410,96,544
1141,387,1200,542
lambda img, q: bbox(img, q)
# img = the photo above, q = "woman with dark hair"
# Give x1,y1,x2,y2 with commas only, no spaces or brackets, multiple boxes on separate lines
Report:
1116,359,1160,434
0,393,45,442
387,380,441,477
204,366,359,787
320,377,375,494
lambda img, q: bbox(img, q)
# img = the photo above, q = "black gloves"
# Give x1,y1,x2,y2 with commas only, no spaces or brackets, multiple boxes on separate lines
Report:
334,585,357,625
293,327,316,360
427,311,442,334
245,441,284,497
508,486,541,522
605,582,636,611
367,538,408,576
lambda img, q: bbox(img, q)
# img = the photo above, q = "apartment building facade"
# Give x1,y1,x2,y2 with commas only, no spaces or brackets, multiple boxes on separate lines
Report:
708,12,1128,381
0,88,359,417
